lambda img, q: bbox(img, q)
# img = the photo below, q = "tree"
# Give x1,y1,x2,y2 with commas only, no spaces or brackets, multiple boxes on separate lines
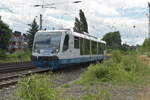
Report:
141,38,150,52
121,44,131,52
27,19,39,49
73,9,88,33
102,31,122,49
0,19,12,50
73,17,81,33
79,9,88,33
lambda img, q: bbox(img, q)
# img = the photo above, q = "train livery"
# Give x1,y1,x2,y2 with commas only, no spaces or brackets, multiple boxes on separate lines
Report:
31,29,106,69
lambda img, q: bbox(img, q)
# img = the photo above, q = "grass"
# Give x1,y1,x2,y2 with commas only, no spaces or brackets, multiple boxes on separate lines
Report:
0,50,31,63
10,50,150,100
139,38,150,56
11,74,61,100
11,74,112,100
67,90,112,100
62,84,71,88
140,38,150,52
76,50,150,86
147,53,150,58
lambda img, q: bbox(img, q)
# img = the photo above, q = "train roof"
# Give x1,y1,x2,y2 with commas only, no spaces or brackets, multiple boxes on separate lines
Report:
37,30,106,44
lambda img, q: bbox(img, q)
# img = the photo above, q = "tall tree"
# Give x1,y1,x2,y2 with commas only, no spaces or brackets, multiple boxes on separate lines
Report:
0,19,12,50
79,9,88,33
102,31,122,49
73,17,81,33
73,9,88,33
27,19,39,49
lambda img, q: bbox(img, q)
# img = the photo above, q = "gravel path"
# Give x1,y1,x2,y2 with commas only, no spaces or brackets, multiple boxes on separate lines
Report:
62,83,146,100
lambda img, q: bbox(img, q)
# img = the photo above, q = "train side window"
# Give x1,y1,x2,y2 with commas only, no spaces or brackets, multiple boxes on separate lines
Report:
63,34,69,52
92,41,97,55
84,39,90,55
74,37,79,49
98,43,105,54
80,38,84,55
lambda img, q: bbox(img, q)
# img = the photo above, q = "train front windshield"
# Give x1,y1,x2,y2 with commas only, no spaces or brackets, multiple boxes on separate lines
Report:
33,32,61,54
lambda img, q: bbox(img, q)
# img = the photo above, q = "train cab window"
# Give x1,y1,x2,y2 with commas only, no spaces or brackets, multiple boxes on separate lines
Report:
74,37,79,49
63,34,69,52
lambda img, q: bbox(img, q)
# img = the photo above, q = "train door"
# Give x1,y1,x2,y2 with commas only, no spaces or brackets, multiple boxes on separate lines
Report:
61,34,70,59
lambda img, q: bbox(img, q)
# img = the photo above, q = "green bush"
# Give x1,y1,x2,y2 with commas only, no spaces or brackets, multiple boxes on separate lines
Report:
0,50,31,62
140,38,150,54
147,52,150,57
79,50,150,85
82,64,113,82
0,49,6,59
111,50,122,63
12,74,61,100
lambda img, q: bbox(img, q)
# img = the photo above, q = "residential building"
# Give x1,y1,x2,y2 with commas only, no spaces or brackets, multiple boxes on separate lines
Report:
8,31,28,53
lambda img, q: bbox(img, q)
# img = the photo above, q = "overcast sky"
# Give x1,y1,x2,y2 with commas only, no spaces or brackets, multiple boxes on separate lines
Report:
0,0,149,45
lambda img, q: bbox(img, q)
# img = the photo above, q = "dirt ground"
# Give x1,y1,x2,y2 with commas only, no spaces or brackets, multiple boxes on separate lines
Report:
138,55,150,100
140,55,150,66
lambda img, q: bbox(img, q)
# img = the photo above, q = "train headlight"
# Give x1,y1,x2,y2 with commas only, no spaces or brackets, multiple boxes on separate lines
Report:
35,49,38,53
34,49,40,54
52,49,59,54
56,49,59,52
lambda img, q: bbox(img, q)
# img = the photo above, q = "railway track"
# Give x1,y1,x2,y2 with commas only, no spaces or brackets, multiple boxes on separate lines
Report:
0,62,35,74
0,62,50,89
0,61,91,89
0,64,89,89
0,68,50,89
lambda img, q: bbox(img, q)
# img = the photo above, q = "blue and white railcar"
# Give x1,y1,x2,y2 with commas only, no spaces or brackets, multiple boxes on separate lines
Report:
31,29,106,69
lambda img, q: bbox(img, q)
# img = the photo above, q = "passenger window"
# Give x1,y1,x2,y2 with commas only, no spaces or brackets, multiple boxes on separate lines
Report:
80,38,84,55
74,37,79,49
84,39,90,55
63,34,69,51
91,41,97,55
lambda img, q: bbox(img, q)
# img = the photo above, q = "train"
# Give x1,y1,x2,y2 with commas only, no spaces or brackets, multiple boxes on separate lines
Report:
31,29,106,70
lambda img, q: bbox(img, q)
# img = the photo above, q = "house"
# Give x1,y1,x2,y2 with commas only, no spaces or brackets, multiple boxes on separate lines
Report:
8,31,28,53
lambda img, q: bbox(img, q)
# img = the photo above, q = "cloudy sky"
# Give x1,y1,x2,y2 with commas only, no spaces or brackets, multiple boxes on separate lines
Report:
0,0,149,45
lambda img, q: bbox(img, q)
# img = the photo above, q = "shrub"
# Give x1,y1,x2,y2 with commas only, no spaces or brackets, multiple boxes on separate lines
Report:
79,50,150,85
0,49,6,59
148,53,150,57
12,74,61,100
6,50,31,62
111,50,122,63
140,38,150,54
81,60,116,84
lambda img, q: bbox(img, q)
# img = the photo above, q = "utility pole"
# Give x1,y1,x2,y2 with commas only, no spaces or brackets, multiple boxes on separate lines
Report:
34,3,56,30
34,1,82,30
40,14,42,30
148,2,150,38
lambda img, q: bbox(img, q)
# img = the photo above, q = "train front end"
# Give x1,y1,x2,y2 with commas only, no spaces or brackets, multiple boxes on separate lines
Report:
31,31,62,69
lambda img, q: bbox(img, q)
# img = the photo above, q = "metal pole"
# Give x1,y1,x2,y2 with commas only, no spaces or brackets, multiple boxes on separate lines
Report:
40,14,42,30
148,2,150,38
